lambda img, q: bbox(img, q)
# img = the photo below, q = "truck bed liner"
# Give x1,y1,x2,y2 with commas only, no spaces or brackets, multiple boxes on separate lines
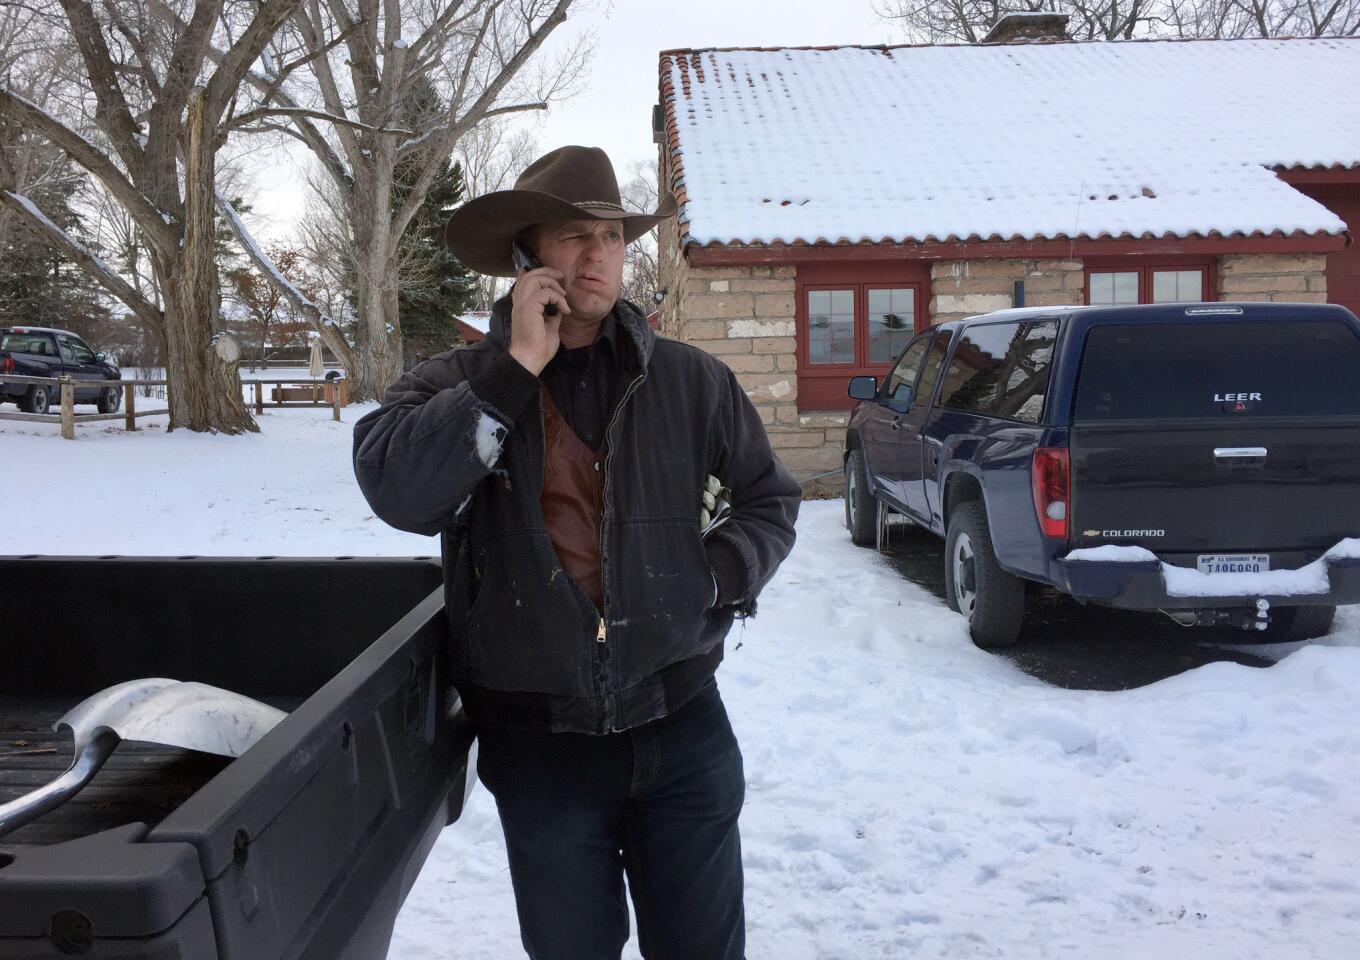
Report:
0,555,471,958
0,695,304,846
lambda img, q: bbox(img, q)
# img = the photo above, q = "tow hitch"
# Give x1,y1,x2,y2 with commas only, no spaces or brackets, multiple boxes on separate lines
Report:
1160,598,1271,631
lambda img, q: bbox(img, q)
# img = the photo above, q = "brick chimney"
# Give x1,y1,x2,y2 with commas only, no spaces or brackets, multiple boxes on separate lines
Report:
982,12,1071,43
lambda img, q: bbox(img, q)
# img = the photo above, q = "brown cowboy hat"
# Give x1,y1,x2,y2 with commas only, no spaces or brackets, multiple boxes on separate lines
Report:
443,145,678,277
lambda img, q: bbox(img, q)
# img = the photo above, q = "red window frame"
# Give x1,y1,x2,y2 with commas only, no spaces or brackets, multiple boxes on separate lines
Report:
795,260,931,412
1083,258,1218,305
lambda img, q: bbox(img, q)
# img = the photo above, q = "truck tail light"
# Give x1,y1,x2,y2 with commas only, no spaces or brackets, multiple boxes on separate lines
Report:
1,354,12,374
1032,447,1070,539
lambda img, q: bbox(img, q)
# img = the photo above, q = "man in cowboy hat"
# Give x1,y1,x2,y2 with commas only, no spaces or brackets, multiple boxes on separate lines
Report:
353,145,800,959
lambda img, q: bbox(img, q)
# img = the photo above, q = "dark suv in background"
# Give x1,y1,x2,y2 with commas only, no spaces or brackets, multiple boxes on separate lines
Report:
0,326,122,415
842,302,1360,648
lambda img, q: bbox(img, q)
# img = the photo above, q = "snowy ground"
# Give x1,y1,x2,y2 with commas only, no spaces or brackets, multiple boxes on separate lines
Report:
3,405,1359,958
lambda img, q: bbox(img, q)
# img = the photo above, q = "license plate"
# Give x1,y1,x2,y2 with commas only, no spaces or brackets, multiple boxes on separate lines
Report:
1196,553,1270,575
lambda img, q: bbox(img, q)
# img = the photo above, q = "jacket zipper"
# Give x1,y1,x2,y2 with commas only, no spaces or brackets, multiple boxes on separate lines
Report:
597,369,647,649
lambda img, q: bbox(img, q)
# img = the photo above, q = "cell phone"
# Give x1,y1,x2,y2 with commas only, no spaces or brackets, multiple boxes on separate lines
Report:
511,240,557,317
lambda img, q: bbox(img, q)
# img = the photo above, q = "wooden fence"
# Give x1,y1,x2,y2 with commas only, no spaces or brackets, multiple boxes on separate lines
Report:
0,374,346,439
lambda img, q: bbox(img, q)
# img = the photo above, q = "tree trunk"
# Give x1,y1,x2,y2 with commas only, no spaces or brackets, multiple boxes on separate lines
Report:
165,89,257,434
349,234,402,402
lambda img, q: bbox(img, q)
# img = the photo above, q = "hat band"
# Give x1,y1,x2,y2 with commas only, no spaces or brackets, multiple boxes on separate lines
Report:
576,200,626,212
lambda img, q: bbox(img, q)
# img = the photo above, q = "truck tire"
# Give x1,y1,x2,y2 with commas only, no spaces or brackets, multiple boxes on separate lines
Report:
944,501,1026,648
96,386,121,413
1261,604,1336,643
20,385,50,415
844,448,877,546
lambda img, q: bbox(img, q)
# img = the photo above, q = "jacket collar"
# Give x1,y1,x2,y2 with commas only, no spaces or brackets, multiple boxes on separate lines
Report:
487,294,655,369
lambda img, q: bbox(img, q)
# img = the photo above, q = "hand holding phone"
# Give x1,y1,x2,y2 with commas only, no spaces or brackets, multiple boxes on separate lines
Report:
512,242,558,318
508,241,568,376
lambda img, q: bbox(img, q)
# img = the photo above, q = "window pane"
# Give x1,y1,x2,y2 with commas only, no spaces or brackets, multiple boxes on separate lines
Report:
807,288,855,364
994,321,1059,423
1153,269,1204,303
1075,320,1360,420
939,321,1023,414
915,332,951,408
868,287,915,363
63,338,94,363
1090,272,1138,305
885,333,932,401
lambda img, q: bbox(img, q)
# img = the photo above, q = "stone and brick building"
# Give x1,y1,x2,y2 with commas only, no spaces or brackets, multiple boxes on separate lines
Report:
653,24,1359,495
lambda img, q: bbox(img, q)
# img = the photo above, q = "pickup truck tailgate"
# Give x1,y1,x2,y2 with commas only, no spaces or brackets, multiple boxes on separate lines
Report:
1071,421,1360,554
1069,316,1360,557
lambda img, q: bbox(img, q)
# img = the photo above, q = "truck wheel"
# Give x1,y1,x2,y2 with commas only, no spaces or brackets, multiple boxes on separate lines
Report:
1261,605,1336,643
20,385,50,415
96,386,121,413
844,448,877,546
944,501,1026,648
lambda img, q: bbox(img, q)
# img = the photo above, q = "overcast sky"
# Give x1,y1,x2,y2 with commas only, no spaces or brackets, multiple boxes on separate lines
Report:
534,0,889,176
249,0,891,240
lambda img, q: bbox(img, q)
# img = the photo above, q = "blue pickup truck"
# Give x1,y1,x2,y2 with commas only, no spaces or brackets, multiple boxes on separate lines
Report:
842,302,1360,648
0,325,123,415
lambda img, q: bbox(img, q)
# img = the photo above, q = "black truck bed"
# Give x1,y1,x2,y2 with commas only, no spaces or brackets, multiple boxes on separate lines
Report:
0,555,473,959
0,695,305,846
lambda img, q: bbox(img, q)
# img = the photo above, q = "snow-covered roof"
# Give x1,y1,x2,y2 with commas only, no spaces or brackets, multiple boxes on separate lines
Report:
456,311,491,335
658,38,1360,249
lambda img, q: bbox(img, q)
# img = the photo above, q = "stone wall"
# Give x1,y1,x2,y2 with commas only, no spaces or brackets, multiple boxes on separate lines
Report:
930,259,1085,322
659,248,844,495
1218,254,1328,302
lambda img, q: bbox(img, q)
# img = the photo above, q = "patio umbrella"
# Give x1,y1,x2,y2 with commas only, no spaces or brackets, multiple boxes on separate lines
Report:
308,337,324,379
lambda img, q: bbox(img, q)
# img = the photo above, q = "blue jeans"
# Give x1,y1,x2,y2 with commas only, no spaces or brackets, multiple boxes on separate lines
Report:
474,683,746,960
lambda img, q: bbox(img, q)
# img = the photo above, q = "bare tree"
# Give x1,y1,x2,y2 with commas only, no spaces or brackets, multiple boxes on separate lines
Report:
225,245,315,370
875,0,1360,39
216,0,590,400
619,157,659,308
456,115,538,310
293,165,360,337
0,0,307,433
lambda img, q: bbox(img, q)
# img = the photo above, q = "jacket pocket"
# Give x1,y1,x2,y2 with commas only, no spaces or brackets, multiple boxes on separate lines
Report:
463,530,596,696
608,516,718,684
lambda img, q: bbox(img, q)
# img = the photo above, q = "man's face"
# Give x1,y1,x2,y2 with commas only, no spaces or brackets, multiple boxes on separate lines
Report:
531,219,626,321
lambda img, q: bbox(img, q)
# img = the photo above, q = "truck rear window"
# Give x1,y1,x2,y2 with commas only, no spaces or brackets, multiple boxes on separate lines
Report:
1,333,56,356
1073,319,1360,420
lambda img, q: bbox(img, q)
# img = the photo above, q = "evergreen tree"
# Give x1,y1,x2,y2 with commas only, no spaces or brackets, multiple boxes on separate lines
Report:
0,121,112,336
333,81,477,367
395,155,477,365
390,79,477,366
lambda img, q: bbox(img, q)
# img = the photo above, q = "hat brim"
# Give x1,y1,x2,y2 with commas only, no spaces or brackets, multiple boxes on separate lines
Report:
443,190,678,277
